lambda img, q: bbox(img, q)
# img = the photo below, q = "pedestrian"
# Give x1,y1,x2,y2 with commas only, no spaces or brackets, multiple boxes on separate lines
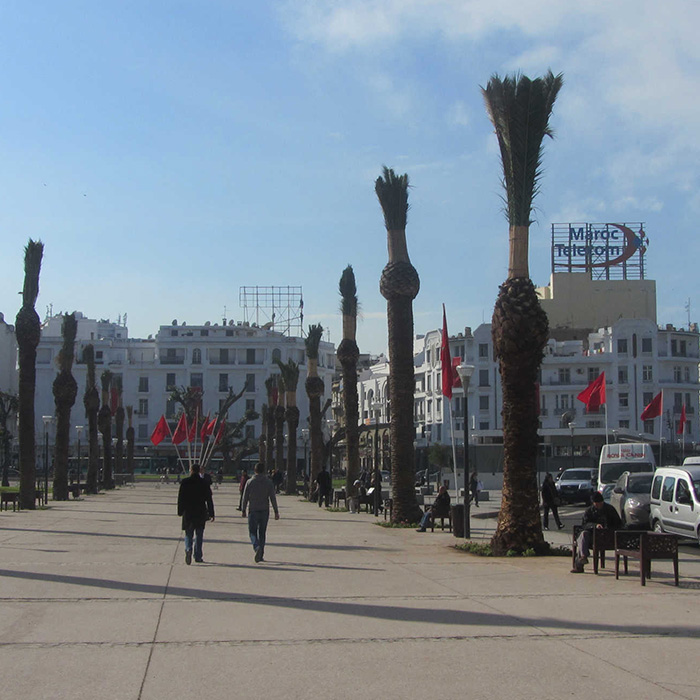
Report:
571,492,622,573
315,465,332,508
272,468,284,494
469,471,480,507
177,463,215,565
541,472,564,530
241,462,280,563
237,468,249,511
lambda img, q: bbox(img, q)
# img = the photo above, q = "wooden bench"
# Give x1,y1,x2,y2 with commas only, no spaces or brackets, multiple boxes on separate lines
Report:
572,526,616,574
1,491,19,511
615,531,679,586
333,488,347,508
430,509,452,532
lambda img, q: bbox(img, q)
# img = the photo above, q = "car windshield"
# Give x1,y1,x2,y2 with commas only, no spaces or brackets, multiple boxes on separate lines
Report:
561,470,592,481
600,462,655,484
627,475,653,494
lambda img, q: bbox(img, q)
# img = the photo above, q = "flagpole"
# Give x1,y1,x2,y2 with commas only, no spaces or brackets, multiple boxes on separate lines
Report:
200,415,222,470
659,390,664,466
604,402,609,445
447,399,459,502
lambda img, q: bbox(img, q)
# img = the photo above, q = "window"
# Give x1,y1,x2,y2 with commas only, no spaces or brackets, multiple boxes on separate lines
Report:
643,419,654,433
200,329,209,337
661,477,675,502
192,348,202,365
272,348,281,363
676,479,692,505
642,365,653,382
673,366,682,382
166,373,176,391
684,366,691,382
558,368,571,384
226,329,234,336
138,376,149,393
478,343,489,359
560,394,570,409
651,475,662,500
427,375,432,392
479,369,489,387
617,338,628,354
588,367,600,382
426,349,431,365
246,373,255,392
479,421,489,430
246,399,255,414
138,424,148,439
618,366,628,384
643,392,653,406
246,348,256,364
219,348,229,364
165,400,176,418
641,337,652,353
436,398,441,416
95,350,104,361
170,329,178,337
138,398,148,416
479,395,489,411
190,373,203,389
619,420,629,428
618,393,628,408
219,374,229,392
36,348,52,364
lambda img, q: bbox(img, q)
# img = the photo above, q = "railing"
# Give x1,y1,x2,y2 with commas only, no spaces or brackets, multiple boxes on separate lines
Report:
159,357,185,365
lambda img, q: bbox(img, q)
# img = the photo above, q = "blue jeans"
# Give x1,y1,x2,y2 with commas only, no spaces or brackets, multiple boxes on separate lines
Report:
184,525,204,561
248,510,270,554
419,509,433,529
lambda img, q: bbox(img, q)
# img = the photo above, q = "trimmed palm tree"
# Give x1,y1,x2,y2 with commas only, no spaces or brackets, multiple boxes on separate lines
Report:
482,71,563,554
376,167,422,523
264,376,278,469
304,324,325,491
16,239,44,509
125,405,135,476
52,313,78,500
98,370,115,489
0,391,18,488
274,376,286,476
276,359,300,495
337,268,361,502
114,376,125,477
82,345,100,494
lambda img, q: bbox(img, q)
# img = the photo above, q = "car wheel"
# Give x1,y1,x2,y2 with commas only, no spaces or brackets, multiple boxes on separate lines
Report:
653,519,664,534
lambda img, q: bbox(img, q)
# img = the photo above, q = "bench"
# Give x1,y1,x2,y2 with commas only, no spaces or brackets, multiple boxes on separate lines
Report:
615,531,679,586
333,488,347,509
572,526,616,574
1,491,19,511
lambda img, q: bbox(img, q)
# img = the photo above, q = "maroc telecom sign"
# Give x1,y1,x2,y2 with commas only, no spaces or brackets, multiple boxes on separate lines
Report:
551,222,648,281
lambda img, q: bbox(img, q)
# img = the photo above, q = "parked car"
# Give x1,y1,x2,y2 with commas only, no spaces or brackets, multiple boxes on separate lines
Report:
555,468,597,505
609,471,653,528
650,466,700,544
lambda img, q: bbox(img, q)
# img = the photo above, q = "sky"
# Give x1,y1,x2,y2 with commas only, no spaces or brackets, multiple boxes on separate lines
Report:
2,1,700,355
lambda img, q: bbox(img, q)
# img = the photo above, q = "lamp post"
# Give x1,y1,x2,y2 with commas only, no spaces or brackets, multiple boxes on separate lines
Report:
301,427,309,490
325,420,335,480
568,421,576,470
456,364,474,539
42,416,53,505
75,425,84,492
424,428,432,490
371,401,382,516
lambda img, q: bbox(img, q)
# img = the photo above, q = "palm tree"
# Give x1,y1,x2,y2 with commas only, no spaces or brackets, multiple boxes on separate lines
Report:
125,405,135,477
274,375,286,476
376,167,422,523
52,313,78,500
304,324,325,492
258,403,267,468
0,391,18,488
337,268,361,502
482,71,563,554
114,376,125,477
98,370,115,489
16,239,44,509
276,359,300,495
82,345,100,494
264,376,278,472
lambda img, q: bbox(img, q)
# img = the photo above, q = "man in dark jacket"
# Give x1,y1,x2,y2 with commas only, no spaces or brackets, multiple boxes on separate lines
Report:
416,485,451,532
315,466,332,508
571,491,621,573
177,463,215,565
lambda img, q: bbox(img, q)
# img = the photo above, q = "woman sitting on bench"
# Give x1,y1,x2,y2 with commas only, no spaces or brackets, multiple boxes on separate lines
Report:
416,485,451,532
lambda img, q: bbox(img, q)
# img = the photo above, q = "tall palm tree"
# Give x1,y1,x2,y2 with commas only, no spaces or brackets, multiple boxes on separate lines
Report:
264,376,278,469
0,391,18,488
304,324,325,492
114,376,125,477
482,71,563,554
337,268,361,502
52,313,78,500
125,405,135,477
16,239,44,509
376,167,422,523
98,370,115,489
82,345,100,494
276,359,300,495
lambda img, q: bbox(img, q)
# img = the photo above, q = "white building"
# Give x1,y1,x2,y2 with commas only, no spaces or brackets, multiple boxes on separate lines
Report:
0,312,18,394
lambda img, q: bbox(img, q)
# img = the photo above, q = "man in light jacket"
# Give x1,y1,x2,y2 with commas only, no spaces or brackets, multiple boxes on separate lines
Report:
242,462,280,563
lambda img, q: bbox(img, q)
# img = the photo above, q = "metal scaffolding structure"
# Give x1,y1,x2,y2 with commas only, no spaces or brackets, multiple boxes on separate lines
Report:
239,286,304,337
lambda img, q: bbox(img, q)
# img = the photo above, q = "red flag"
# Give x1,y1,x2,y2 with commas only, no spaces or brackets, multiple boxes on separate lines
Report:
577,372,606,412
451,357,462,388
677,404,686,435
641,391,663,421
214,419,226,444
150,415,170,446
206,417,217,436
200,413,210,443
172,413,188,445
188,408,198,443
440,305,454,399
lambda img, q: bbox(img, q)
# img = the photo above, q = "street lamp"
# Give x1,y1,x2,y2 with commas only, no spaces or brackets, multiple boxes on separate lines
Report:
424,428,432,490
568,421,576,470
456,364,474,539
75,425,84,492
301,427,309,486
42,415,53,505
371,401,382,516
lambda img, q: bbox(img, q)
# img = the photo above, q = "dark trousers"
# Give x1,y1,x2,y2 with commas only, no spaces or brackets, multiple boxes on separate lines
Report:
248,509,270,554
543,502,562,528
318,487,331,507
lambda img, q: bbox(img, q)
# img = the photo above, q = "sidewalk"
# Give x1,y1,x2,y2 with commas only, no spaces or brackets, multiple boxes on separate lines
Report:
1,484,699,700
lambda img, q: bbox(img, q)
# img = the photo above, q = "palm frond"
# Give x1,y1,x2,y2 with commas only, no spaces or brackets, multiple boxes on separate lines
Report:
22,239,44,308
58,313,78,373
304,324,324,360
482,71,563,226
375,166,410,230
339,265,358,317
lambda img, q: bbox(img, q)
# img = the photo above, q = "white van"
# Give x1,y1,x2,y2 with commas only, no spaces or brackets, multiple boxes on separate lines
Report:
650,466,700,544
598,443,655,501
682,456,700,467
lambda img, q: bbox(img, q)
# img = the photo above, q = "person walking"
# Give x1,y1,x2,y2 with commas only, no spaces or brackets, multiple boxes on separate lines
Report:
237,468,249,511
241,462,280,563
469,470,480,508
177,463,215,565
541,472,564,530
315,465,332,508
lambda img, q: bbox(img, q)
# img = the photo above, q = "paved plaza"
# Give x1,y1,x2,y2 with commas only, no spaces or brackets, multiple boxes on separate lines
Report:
1,483,699,700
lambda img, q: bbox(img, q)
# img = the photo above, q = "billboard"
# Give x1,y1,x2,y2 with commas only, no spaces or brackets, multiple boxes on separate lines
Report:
551,222,648,280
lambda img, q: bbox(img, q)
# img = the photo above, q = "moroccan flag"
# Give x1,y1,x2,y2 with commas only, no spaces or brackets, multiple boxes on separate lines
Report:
187,408,198,443
172,414,188,445
440,305,454,399
214,419,226,445
677,404,686,435
577,372,606,412
451,357,463,388
150,415,170,446
200,413,211,443
641,391,663,421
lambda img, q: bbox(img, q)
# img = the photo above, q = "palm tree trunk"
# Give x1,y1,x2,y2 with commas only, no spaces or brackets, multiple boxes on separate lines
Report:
17,343,38,509
265,405,275,468
275,405,285,474
115,406,125,477
285,405,299,495
339,336,360,500
85,398,100,493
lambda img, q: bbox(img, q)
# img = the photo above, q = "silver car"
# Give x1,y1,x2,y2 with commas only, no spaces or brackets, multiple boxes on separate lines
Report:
610,471,654,528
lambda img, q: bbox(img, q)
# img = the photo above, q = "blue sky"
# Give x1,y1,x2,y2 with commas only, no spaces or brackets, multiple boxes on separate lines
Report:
2,1,699,355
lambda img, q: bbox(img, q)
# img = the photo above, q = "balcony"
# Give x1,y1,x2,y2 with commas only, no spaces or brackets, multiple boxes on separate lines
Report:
159,357,185,365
